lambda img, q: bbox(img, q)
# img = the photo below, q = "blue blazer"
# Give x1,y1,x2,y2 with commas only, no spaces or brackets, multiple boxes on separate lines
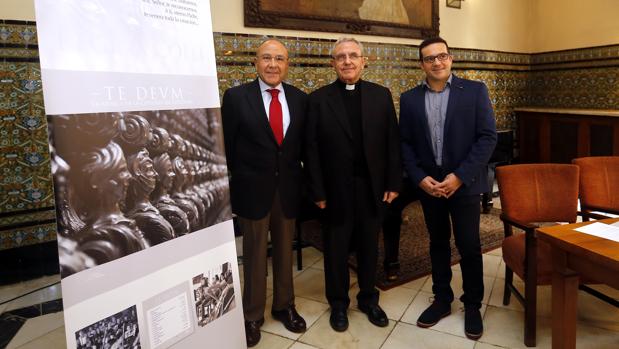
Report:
399,75,497,197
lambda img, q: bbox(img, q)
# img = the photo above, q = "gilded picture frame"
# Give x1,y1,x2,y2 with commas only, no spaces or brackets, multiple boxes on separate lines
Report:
244,0,439,39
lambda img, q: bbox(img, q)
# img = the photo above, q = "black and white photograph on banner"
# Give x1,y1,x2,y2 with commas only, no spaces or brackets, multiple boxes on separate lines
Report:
49,108,232,278
75,305,141,349
192,262,236,327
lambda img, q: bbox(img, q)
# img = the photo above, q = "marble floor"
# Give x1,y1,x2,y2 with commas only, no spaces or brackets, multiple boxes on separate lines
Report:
1,244,618,349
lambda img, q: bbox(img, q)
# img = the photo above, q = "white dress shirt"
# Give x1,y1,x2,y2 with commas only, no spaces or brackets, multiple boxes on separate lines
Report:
258,78,291,136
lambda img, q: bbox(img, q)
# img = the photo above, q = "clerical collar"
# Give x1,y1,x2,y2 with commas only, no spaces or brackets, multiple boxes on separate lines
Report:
337,79,360,91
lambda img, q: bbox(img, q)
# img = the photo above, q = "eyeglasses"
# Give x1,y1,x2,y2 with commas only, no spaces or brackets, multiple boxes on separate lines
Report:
259,55,288,64
422,53,451,64
333,53,363,63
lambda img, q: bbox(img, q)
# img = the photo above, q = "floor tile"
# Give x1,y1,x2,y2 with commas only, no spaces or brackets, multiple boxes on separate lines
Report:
487,277,553,317
262,296,329,340
381,322,474,349
0,284,26,305
495,259,506,280
289,342,320,349
347,284,418,321
294,247,323,271
312,258,324,271
299,309,394,349
21,275,61,292
480,305,551,349
399,275,429,290
482,254,502,279
255,331,294,349
577,287,619,332
473,342,508,349
486,247,502,257
7,312,65,349
400,290,433,325
5,283,62,312
12,325,66,349
572,321,619,349
292,268,329,305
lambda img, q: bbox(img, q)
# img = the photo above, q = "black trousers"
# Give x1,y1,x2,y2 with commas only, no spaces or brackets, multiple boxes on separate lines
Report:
382,178,418,269
323,177,382,310
419,192,484,309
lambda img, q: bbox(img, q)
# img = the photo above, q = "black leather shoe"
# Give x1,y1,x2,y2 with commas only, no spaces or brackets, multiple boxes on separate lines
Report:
464,307,483,340
416,301,451,328
359,303,389,327
385,262,400,282
329,308,348,332
385,268,399,282
245,318,264,347
271,305,307,333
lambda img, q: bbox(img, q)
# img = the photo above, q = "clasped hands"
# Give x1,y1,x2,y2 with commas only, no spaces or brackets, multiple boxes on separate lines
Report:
314,191,399,209
420,173,462,198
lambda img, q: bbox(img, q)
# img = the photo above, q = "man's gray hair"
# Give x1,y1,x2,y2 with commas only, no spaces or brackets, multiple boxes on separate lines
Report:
331,37,364,57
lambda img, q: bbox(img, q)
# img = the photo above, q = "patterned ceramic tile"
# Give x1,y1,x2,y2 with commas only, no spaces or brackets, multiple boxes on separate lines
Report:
1,24,618,250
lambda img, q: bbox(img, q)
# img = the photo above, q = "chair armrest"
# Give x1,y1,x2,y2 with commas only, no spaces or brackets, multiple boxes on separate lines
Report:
581,204,619,218
500,213,537,232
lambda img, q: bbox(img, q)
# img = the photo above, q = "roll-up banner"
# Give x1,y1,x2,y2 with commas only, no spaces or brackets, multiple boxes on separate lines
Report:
34,1,245,347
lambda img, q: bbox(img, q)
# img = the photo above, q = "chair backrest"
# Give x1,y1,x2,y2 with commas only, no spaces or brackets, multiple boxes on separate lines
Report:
572,156,619,212
496,164,579,223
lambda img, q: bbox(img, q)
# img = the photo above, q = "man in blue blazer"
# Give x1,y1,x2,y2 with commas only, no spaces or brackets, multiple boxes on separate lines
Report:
399,37,497,340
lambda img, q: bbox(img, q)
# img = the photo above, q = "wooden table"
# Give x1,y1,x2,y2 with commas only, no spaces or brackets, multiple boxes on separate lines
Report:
536,219,619,349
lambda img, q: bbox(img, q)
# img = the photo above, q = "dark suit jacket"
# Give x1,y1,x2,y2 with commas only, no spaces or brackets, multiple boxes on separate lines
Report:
399,75,497,197
305,80,402,220
221,79,307,219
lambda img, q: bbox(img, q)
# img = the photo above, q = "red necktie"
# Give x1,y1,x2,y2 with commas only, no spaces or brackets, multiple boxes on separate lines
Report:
267,89,283,146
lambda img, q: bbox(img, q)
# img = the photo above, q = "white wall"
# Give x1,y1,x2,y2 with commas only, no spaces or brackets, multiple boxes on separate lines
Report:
210,0,532,52
3,0,618,53
528,0,619,52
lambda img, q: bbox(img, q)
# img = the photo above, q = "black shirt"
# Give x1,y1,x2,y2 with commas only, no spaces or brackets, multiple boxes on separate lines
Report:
337,79,370,178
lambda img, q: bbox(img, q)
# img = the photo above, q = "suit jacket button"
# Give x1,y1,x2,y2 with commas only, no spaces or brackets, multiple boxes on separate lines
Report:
275,171,279,176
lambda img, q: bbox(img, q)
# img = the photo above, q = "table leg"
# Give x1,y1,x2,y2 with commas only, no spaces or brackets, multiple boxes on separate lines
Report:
551,268,579,349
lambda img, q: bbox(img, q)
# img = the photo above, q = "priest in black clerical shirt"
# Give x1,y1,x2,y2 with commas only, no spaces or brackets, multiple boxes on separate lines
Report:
305,37,402,332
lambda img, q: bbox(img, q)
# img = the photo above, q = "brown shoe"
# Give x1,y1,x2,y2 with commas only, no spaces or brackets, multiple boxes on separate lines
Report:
271,305,307,333
245,318,264,347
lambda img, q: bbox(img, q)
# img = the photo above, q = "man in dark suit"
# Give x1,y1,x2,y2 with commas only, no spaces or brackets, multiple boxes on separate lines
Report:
221,38,307,347
306,37,402,332
399,37,497,340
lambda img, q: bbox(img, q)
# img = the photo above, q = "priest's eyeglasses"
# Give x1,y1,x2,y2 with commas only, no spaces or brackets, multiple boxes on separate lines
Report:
422,53,451,64
333,53,363,63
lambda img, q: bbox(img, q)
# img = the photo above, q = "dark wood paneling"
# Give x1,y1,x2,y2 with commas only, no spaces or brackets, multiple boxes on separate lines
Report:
517,110,619,163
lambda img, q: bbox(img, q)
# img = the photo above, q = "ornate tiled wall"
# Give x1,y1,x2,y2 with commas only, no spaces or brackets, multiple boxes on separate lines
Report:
1,22,618,250
1,20,58,250
214,33,533,131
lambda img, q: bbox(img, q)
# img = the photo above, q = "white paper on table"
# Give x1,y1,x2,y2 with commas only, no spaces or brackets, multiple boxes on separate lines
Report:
575,222,619,243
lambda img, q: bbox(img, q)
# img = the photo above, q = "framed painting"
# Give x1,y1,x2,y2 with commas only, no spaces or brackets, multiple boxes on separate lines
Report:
244,0,439,39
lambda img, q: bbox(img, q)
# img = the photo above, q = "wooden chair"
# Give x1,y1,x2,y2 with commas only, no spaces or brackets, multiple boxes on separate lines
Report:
496,164,579,347
571,156,619,307
572,156,619,220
